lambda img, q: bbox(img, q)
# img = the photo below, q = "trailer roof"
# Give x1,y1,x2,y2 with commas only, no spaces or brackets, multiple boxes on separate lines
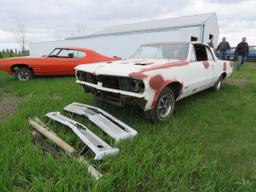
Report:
67,12,216,40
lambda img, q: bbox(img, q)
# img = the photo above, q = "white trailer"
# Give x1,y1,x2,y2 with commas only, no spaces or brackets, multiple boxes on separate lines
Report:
30,13,219,58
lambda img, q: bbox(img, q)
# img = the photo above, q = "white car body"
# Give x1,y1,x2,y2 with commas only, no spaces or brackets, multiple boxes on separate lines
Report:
75,42,233,112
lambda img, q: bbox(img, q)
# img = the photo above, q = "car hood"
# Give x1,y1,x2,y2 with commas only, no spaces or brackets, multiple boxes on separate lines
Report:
76,59,185,78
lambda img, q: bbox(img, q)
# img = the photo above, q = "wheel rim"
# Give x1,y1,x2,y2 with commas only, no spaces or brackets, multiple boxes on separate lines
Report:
157,95,172,119
17,71,30,81
217,80,222,90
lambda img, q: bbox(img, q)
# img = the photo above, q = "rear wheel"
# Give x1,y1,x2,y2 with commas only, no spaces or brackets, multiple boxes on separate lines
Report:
145,87,176,123
15,67,33,81
213,76,224,91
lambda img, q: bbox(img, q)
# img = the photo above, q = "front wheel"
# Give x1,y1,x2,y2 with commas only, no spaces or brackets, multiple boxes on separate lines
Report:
15,67,33,81
145,87,176,123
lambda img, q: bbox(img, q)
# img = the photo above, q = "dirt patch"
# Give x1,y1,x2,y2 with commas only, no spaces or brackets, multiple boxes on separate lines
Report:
225,79,252,86
30,129,61,158
0,94,24,121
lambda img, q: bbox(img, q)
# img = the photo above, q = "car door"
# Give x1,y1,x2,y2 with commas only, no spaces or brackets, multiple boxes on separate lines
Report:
43,49,77,75
187,44,214,95
69,50,87,73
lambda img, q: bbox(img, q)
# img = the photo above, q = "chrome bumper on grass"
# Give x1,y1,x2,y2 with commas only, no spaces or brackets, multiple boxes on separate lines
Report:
64,102,138,143
46,112,119,160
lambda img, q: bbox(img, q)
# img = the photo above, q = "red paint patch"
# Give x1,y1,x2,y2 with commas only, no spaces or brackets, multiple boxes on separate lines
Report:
149,75,165,90
202,61,210,69
129,72,148,79
129,60,188,79
121,61,130,64
143,60,188,71
149,74,180,107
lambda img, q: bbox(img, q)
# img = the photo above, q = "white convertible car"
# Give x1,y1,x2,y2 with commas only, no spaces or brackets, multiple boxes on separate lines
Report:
75,42,233,122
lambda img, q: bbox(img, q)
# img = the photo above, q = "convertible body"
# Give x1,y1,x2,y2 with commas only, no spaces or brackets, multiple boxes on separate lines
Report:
75,42,233,122
0,47,117,81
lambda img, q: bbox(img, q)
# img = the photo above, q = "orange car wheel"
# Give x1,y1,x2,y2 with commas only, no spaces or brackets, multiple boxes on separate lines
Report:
15,67,33,81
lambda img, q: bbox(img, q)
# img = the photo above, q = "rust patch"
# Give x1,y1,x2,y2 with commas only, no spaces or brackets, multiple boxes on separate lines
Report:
223,62,227,72
202,61,210,69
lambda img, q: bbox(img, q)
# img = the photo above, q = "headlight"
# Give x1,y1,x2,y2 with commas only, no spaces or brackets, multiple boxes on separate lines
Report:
131,79,145,93
76,71,97,84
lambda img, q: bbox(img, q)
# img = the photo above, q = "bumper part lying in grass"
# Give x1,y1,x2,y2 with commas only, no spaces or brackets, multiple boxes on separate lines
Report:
28,117,102,180
64,102,137,143
46,112,119,160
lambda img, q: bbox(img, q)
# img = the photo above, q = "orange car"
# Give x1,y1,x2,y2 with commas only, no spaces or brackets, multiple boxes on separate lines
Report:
0,47,117,81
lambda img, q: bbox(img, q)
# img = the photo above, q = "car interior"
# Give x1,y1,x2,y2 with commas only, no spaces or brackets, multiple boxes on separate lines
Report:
193,44,208,61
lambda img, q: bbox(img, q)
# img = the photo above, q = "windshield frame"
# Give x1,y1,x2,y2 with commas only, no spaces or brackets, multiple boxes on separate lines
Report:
131,43,190,60
48,48,62,57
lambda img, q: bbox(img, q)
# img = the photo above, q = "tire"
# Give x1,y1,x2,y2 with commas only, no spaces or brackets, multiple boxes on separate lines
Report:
213,76,224,91
145,87,176,123
15,67,33,81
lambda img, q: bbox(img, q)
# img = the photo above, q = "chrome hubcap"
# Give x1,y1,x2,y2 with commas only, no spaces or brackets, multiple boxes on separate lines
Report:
158,95,172,119
18,71,29,81
217,80,222,89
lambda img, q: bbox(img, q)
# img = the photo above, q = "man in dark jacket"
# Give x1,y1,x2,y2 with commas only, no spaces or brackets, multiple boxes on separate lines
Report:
235,37,249,70
217,37,231,60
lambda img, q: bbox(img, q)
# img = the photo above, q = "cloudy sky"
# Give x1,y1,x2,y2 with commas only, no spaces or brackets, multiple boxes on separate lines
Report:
0,0,255,50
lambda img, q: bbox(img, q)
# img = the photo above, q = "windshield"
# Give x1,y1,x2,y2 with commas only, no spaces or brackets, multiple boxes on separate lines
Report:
48,48,81,58
132,44,189,60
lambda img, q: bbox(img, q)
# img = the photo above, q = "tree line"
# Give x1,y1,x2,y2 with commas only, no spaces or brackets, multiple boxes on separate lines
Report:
0,49,29,58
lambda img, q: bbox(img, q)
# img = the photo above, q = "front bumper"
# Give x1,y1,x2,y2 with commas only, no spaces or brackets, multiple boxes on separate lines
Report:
76,80,147,109
76,80,145,98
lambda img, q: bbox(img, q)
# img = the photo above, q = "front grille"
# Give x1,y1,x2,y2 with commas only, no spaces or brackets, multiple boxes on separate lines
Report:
98,75,120,89
76,71,97,84
77,72,145,93
98,75,144,93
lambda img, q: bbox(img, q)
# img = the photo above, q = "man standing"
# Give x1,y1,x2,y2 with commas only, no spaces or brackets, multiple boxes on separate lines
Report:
235,37,249,70
217,37,231,60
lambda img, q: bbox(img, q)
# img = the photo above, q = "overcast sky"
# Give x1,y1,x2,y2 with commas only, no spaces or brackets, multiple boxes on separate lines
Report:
0,0,255,50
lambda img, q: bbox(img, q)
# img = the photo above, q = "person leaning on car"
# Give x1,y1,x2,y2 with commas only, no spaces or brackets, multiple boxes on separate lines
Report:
217,37,231,60
235,37,249,70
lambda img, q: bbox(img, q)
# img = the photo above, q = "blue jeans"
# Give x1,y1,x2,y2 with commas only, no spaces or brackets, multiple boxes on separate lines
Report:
236,55,246,70
219,51,227,60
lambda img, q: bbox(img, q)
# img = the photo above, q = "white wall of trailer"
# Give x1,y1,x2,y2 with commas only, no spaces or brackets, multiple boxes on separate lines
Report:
30,14,219,58
30,26,202,58
202,14,219,47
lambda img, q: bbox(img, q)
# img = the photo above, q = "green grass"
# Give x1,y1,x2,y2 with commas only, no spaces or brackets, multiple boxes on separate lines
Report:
0,63,256,191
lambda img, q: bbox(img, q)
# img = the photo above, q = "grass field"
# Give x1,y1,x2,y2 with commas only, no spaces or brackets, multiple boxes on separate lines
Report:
0,62,256,191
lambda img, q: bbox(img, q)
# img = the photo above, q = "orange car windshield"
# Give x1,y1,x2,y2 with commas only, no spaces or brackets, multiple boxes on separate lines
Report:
48,48,86,58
